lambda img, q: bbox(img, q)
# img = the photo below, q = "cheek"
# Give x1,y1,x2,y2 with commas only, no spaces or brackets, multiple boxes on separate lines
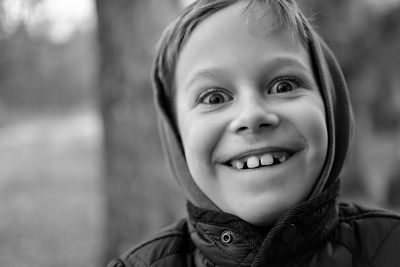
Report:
285,97,328,157
179,114,227,170
298,99,328,158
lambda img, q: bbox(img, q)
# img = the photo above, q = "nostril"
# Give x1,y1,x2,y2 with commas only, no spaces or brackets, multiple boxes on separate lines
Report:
237,126,248,132
229,109,280,134
236,121,276,134
259,122,272,128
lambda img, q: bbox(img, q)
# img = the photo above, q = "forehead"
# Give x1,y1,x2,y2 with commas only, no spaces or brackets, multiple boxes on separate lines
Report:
175,1,312,88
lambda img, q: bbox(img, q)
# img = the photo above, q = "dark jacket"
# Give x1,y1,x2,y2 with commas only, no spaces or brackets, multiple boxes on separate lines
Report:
107,183,400,266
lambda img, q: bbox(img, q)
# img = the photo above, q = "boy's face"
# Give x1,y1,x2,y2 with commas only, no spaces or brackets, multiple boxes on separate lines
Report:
175,2,328,225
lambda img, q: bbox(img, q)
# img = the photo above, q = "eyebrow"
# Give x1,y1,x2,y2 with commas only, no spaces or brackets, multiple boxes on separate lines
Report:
185,56,310,88
186,67,229,89
269,57,310,72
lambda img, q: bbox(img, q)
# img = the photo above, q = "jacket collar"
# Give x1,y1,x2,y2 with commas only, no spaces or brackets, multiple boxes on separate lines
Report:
188,180,340,266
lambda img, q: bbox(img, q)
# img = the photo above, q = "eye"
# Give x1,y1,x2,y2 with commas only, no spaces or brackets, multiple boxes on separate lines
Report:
198,89,233,105
268,78,301,94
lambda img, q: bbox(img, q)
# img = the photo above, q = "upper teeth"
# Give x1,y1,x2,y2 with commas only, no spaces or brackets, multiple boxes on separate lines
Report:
230,152,288,170
247,156,259,168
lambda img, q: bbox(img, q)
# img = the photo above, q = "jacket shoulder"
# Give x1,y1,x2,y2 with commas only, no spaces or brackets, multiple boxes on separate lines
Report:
337,202,400,265
107,218,195,267
339,202,400,221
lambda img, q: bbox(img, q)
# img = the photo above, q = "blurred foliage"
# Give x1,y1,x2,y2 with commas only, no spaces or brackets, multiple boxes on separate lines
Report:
0,1,96,113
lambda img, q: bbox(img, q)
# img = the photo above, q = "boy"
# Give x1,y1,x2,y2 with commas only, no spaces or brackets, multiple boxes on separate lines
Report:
108,0,400,266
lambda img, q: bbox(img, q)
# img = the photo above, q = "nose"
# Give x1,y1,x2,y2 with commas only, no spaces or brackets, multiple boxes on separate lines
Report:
228,94,279,134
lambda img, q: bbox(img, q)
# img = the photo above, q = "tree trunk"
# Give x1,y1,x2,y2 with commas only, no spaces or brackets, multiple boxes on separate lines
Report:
95,0,184,264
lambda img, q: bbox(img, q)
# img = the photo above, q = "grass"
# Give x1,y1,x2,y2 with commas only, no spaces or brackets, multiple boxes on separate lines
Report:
0,108,103,267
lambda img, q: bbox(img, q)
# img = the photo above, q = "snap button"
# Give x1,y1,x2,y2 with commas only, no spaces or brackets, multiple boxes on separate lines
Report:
281,223,297,243
220,230,235,245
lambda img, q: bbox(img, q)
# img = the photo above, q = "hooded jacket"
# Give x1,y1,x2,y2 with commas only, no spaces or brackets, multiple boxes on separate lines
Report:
107,4,400,267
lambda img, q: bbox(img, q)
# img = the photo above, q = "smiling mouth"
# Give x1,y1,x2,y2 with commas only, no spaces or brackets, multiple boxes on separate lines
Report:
224,151,294,170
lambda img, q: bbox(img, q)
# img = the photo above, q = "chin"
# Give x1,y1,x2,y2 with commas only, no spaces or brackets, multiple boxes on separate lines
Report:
242,211,281,227
229,202,287,226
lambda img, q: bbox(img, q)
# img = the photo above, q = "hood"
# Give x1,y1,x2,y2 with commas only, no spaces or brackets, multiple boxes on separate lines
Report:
152,16,354,212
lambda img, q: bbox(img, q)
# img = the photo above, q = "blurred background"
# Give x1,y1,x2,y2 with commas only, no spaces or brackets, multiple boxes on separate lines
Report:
0,0,399,266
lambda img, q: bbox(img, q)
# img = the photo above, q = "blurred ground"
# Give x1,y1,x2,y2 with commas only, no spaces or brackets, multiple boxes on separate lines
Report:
0,107,103,267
